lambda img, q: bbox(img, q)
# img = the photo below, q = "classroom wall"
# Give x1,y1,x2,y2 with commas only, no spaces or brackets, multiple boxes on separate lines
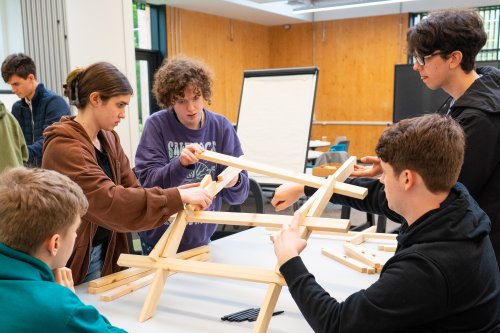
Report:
166,7,409,157
167,7,270,122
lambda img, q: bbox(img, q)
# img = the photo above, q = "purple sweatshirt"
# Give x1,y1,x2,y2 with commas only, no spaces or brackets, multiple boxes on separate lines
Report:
134,108,249,252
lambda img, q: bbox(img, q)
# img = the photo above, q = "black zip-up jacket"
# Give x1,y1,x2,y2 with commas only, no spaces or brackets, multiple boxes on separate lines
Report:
444,66,500,266
285,179,500,333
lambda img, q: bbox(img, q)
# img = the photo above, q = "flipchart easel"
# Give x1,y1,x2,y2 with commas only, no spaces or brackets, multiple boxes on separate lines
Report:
113,151,368,332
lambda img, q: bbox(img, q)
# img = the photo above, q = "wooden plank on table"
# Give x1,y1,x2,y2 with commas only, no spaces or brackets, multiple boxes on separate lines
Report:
100,252,211,302
322,248,376,274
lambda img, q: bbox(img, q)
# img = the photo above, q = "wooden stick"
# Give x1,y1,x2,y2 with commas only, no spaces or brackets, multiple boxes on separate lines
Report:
378,244,397,252
348,225,377,245
93,246,211,292
197,150,325,188
100,252,211,302
252,283,282,333
333,156,356,183
88,267,151,288
139,268,168,322
161,211,189,258
89,268,155,294
343,242,386,269
119,253,285,285
322,248,376,274
186,211,350,233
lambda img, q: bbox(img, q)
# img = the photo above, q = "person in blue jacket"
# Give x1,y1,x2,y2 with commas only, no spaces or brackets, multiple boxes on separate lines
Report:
0,167,126,332
272,114,499,333
1,53,70,167
135,56,249,253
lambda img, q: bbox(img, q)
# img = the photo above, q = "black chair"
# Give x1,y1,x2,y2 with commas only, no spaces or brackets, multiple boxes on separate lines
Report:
341,206,387,233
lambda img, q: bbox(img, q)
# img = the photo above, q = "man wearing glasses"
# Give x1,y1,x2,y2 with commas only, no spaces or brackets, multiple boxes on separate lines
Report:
407,8,500,267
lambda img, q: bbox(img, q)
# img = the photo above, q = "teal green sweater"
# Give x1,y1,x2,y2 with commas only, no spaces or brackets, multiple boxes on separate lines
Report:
0,243,127,332
0,101,28,172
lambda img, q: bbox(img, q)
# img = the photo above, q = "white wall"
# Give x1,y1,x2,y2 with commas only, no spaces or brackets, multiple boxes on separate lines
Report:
64,0,139,162
0,0,24,91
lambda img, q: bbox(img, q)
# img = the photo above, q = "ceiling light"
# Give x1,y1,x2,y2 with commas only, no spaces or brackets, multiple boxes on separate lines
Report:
293,0,417,13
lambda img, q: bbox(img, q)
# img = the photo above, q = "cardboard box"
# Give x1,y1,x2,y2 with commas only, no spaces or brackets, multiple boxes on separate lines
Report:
312,163,340,177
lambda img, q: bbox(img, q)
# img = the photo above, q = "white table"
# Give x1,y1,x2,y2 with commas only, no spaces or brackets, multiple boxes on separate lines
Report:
77,228,393,333
309,140,331,149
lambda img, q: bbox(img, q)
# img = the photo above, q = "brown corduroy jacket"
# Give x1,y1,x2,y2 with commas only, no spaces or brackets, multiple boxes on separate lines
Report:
42,116,183,284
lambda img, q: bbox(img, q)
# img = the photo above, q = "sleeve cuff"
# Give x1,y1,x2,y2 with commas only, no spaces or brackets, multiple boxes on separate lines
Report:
279,256,310,286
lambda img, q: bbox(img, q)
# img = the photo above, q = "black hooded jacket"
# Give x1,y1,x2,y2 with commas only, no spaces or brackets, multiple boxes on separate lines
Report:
447,66,500,266
288,179,500,333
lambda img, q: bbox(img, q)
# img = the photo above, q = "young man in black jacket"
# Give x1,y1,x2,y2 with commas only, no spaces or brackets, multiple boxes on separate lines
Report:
408,8,500,266
272,114,499,333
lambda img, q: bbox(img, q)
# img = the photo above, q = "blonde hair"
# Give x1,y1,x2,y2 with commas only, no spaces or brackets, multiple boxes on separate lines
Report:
0,167,88,254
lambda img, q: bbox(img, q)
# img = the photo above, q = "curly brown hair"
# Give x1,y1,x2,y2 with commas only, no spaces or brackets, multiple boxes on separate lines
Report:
153,56,213,108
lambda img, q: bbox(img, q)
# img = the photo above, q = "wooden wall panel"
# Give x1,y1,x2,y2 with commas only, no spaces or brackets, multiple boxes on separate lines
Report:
269,23,313,68
311,124,390,158
166,7,269,123
166,8,409,157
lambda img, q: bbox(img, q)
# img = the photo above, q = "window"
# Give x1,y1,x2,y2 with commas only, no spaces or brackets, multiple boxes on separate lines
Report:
408,5,500,63
132,1,166,133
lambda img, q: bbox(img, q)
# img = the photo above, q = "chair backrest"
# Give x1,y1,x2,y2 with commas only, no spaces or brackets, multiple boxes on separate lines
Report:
333,135,348,145
315,151,349,166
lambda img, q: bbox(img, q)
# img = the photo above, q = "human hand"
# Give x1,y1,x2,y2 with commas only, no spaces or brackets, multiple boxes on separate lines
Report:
179,143,204,167
351,156,382,178
273,212,307,267
52,267,75,293
271,183,305,212
178,183,213,210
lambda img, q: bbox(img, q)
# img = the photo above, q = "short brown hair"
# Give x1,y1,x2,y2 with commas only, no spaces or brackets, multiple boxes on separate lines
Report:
63,62,133,109
407,8,487,72
0,167,88,255
1,53,37,82
153,56,213,108
376,114,464,193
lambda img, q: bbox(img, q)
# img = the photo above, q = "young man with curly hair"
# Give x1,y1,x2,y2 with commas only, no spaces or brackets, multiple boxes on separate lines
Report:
134,56,249,253
272,114,499,332
407,8,500,266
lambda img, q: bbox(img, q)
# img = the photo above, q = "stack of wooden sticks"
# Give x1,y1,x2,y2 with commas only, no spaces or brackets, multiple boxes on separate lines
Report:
87,245,211,301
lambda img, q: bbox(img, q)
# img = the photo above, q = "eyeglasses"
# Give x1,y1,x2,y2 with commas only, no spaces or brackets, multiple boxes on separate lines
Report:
413,50,449,66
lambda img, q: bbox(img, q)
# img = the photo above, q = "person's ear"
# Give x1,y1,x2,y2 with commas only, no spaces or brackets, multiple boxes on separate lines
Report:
89,92,101,107
448,50,463,70
401,169,415,191
46,234,61,257
27,73,36,82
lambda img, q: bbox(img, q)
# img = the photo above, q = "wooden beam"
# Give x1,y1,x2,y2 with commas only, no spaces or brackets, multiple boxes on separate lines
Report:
196,150,325,188
88,267,151,288
186,211,350,233
348,225,377,245
378,244,397,252
322,248,376,274
333,156,356,183
161,211,189,258
139,268,168,322
118,254,285,285
252,284,282,333
89,268,155,294
100,252,211,302
332,181,368,199
343,242,386,269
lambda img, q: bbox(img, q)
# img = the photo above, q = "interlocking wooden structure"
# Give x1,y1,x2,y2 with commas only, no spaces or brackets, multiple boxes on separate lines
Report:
114,151,368,332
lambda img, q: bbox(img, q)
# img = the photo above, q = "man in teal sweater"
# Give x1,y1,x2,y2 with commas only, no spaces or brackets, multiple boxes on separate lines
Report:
0,100,27,172
0,167,126,332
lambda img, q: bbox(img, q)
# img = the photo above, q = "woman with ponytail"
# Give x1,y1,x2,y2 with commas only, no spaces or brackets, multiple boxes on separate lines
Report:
42,62,213,284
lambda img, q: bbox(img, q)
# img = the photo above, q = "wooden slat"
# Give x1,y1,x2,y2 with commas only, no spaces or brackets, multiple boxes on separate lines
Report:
186,211,350,233
89,269,155,294
196,150,325,188
322,248,376,274
88,267,151,288
100,252,211,302
333,156,356,183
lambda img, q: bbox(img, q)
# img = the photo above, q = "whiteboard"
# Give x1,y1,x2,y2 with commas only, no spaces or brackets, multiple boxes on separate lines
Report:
236,67,318,182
